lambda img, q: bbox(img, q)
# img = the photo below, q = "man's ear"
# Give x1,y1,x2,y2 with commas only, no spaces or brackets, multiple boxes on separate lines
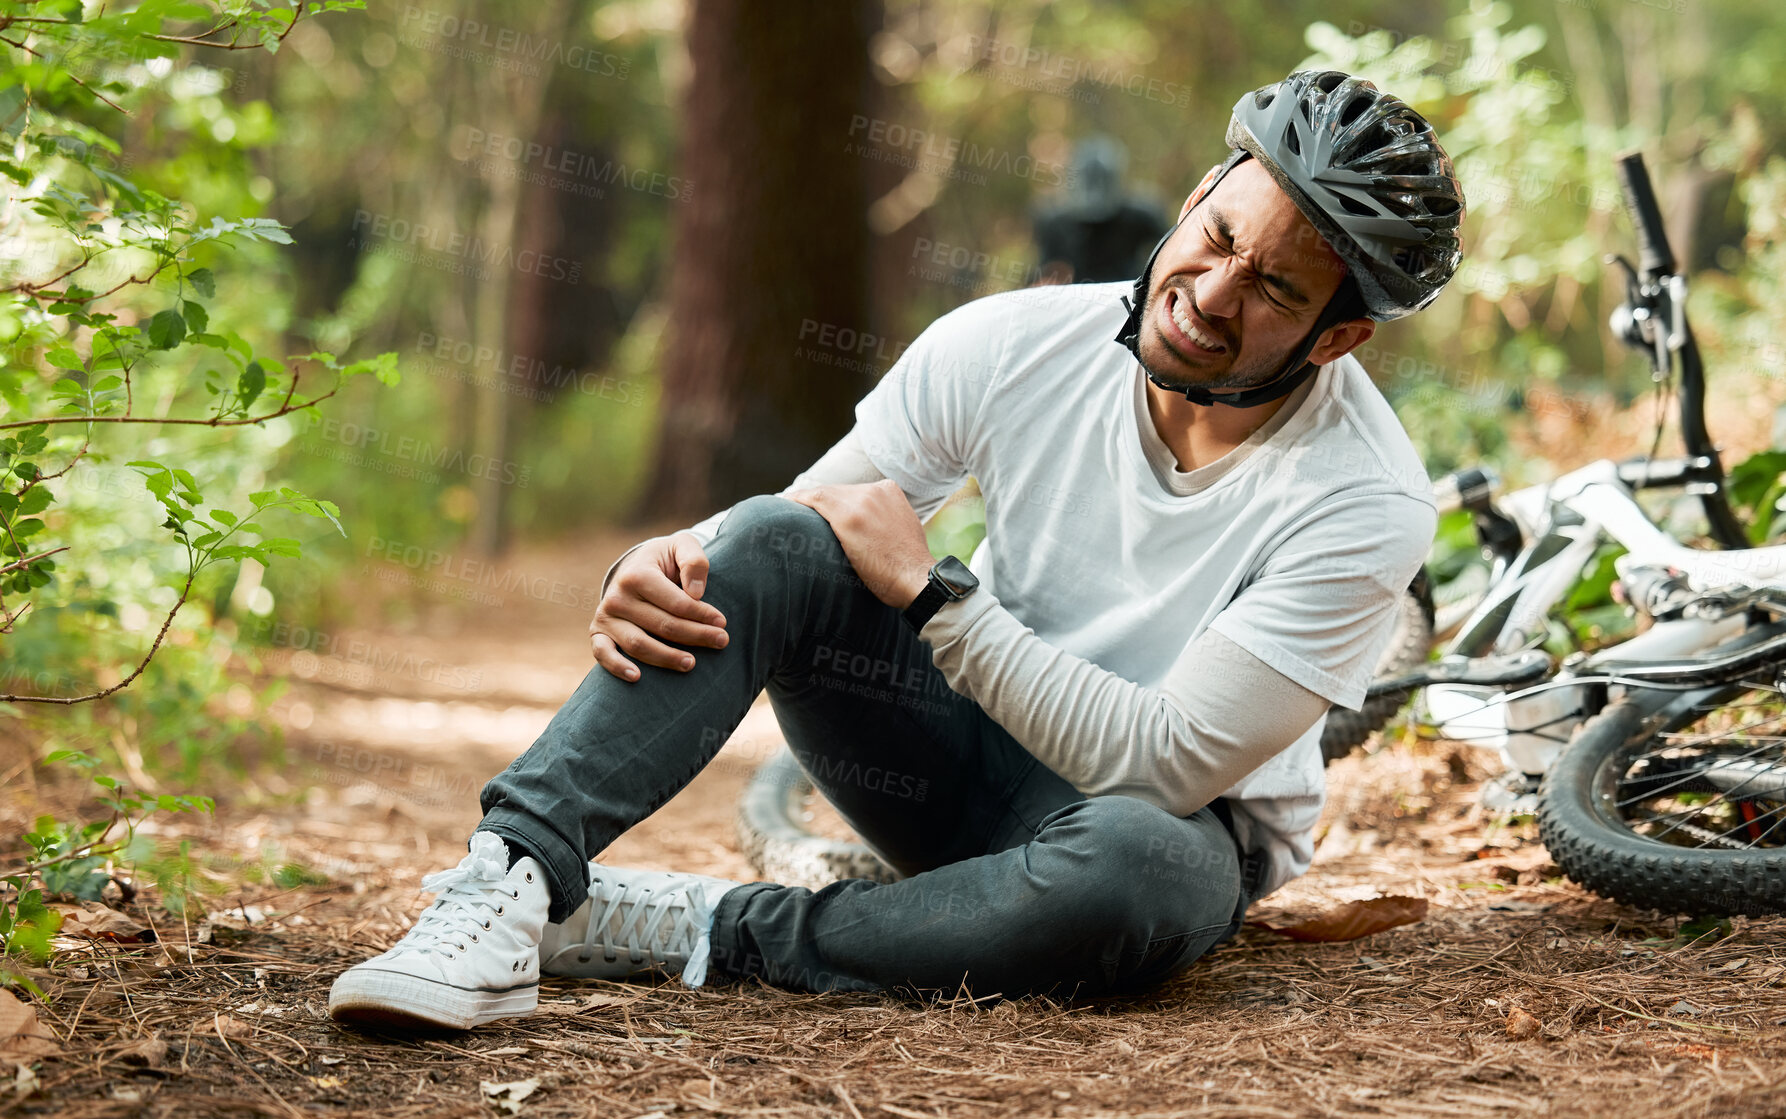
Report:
1308,318,1376,366
1179,160,1230,221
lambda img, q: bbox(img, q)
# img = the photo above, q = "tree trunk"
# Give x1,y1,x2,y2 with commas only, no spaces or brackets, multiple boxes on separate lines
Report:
466,0,580,556
640,0,879,523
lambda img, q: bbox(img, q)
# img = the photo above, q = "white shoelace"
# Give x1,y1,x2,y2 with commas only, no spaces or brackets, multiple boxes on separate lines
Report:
574,877,714,986
389,833,519,960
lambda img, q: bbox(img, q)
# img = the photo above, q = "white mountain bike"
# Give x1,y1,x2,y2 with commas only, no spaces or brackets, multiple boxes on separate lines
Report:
1356,151,1784,915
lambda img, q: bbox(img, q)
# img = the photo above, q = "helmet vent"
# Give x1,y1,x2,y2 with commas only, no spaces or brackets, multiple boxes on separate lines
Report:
1284,126,1302,158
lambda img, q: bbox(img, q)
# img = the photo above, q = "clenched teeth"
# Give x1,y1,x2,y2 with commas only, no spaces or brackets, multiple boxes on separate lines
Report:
1170,299,1226,353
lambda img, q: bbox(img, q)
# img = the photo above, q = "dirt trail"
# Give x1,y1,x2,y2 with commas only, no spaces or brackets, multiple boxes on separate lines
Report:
250,524,791,884
6,527,1786,1118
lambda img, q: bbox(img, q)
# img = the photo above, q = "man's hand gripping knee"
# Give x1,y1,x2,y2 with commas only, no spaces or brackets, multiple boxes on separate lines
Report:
589,532,728,681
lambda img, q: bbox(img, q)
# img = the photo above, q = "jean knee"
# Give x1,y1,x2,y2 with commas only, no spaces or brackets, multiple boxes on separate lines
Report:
719,496,848,568
1049,796,1240,932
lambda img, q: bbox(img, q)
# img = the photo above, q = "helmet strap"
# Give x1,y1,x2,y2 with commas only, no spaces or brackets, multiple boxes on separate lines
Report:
1112,149,1364,410
1113,149,1247,362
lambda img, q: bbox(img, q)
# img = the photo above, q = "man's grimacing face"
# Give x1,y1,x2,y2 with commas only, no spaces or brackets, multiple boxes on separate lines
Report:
1137,158,1362,394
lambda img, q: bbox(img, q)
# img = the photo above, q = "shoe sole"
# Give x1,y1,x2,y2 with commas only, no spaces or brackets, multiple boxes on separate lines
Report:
329,967,538,1031
538,946,682,981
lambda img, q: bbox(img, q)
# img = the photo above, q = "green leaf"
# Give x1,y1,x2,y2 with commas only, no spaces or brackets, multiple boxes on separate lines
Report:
345,351,401,386
181,300,208,334
210,509,238,527
187,267,215,299
147,308,186,350
17,487,52,516
46,345,84,372
238,361,265,410
129,460,174,500
93,375,123,393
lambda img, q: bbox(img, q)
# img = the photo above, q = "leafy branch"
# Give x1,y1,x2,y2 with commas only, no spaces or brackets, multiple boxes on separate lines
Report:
0,478,347,704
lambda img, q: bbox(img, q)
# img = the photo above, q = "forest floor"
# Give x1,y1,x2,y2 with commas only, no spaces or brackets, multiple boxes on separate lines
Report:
3,527,1785,1119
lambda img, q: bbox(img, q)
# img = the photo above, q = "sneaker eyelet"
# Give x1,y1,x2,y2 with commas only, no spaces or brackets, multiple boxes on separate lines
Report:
470,934,478,942
496,905,505,916
482,920,491,930
510,889,520,899
524,872,534,883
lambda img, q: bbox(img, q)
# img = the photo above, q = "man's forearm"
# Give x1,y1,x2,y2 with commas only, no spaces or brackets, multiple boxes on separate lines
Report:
919,593,1329,816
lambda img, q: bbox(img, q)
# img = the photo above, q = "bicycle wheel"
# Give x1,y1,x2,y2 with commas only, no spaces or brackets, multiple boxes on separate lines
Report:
1320,571,1436,764
1537,685,1786,916
735,747,900,890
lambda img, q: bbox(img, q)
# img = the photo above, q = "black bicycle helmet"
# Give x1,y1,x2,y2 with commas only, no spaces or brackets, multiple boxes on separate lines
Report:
1226,70,1465,321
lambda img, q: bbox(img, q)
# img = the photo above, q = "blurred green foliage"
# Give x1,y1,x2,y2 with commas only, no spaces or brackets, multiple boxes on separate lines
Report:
0,1,382,965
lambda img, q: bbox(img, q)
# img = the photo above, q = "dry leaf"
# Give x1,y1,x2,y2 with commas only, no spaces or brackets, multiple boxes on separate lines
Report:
481,1077,541,1114
1505,1007,1541,1040
0,989,59,1062
211,1014,252,1040
52,903,154,944
116,1035,168,1067
1252,896,1428,942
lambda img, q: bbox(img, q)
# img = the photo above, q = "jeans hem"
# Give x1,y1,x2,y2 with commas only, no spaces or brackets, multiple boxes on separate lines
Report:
477,809,591,925
706,880,785,982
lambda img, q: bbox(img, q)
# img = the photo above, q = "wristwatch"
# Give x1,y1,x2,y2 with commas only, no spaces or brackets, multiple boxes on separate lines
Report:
903,555,980,633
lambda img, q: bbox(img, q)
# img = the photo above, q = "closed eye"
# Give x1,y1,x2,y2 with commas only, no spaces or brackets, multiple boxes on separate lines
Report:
1206,225,1293,313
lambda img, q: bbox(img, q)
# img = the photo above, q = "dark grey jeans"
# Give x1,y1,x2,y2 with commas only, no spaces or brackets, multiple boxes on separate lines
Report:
478,495,1266,999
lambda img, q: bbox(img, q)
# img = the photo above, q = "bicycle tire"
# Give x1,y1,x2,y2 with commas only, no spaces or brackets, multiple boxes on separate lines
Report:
735,748,899,890
1537,694,1786,916
1319,573,1436,765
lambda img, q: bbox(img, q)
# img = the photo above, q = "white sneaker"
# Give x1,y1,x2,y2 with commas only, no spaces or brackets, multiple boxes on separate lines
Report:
329,832,550,1030
539,866,742,988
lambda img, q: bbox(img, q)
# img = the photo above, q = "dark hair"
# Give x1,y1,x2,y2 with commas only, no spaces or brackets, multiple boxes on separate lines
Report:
1326,273,1369,323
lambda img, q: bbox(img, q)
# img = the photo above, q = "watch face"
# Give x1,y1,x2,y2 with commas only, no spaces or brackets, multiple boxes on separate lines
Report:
933,554,980,598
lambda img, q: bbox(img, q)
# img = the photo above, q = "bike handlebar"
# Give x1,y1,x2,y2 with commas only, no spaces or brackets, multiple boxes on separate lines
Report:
1615,151,1677,279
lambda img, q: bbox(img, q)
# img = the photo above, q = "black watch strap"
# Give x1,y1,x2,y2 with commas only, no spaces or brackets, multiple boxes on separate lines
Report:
903,577,953,634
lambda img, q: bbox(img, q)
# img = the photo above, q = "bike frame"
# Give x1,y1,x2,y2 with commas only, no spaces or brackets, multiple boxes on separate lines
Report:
1425,459,1786,779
